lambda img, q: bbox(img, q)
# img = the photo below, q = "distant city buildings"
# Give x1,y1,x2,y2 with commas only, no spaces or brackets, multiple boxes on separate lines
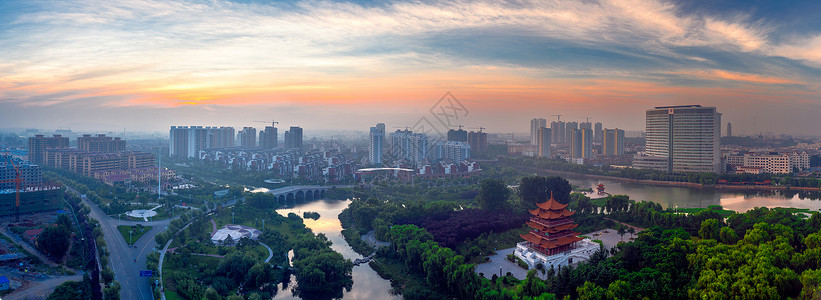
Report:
594,122,603,142
639,105,721,173
284,126,303,150
602,129,625,156
727,122,733,137
447,128,468,142
27,134,69,164
169,126,235,158
369,124,385,166
468,130,488,154
551,121,565,144
725,151,810,174
444,141,471,161
530,118,546,146
77,134,126,153
238,127,257,148
570,128,593,158
538,127,551,158
259,123,278,150
390,129,428,166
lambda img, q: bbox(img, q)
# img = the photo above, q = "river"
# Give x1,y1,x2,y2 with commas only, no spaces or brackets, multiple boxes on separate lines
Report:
273,198,400,300
545,172,821,212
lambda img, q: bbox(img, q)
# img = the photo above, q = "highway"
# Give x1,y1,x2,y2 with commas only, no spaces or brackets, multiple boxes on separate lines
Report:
67,186,173,300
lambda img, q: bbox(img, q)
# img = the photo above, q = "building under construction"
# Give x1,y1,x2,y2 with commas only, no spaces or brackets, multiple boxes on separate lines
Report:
0,155,63,217
0,186,62,216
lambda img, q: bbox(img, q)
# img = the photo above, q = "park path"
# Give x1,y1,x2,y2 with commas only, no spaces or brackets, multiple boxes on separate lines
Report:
5,273,84,300
210,219,217,235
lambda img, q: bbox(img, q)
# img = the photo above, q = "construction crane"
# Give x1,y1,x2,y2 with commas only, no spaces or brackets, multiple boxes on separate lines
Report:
0,152,24,221
550,114,562,122
253,120,279,127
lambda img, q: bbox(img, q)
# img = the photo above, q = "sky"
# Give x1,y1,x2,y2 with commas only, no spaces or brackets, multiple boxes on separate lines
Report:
1,0,820,136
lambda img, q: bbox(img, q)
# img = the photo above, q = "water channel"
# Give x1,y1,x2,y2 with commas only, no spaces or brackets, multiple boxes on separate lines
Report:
273,198,400,300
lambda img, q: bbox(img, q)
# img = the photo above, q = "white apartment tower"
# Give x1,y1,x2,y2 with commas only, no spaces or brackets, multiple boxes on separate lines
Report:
644,105,721,173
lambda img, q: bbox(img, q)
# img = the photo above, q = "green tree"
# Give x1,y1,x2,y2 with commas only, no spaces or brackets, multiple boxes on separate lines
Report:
477,179,510,210
38,225,71,259
698,219,721,240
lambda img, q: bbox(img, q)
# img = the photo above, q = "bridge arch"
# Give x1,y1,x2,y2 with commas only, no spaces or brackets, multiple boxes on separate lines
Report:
296,191,305,202
278,195,285,203
306,190,314,201
286,193,295,205
320,190,326,199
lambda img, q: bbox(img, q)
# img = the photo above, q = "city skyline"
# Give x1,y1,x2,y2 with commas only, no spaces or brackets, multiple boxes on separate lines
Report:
2,0,821,135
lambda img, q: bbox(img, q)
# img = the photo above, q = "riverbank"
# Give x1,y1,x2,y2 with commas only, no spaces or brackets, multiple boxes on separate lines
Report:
505,164,821,192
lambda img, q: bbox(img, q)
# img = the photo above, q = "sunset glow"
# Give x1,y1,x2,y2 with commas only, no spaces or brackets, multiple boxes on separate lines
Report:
1,0,820,134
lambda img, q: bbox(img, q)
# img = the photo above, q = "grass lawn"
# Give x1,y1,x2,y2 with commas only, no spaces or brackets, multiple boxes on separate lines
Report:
670,207,736,218
118,225,152,245
164,290,184,300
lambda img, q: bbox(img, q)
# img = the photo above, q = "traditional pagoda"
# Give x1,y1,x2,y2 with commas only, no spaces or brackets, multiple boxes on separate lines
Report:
518,192,584,256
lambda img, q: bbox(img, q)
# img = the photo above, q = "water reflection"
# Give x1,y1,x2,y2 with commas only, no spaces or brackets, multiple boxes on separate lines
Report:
274,199,400,300
538,171,821,213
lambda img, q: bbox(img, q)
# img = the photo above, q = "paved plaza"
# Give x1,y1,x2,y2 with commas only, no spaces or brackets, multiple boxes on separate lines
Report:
474,228,640,280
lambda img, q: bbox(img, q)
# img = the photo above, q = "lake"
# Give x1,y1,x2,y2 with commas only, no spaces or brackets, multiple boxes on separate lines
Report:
547,172,821,213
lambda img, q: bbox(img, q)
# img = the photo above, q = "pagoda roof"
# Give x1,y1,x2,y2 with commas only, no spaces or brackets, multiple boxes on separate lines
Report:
520,232,583,249
529,208,575,219
534,192,568,211
526,221,578,233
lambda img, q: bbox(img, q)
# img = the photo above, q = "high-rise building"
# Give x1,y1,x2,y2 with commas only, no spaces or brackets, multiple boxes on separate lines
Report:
643,105,721,173
530,118,547,146
238,127,257,148
77,134,126,153
537,127,551,158
594,122,603,142
447,128,468,142
390,129,428,166
284,126,303,150
209,127,235,149
0,155,42,189
27,134,69,164
579,122,592,131
550,121,565,144
468,130,487,154
170,126,235,158
726,122,732,137
259,124,278,150
444,141,470,161
369,124,385,166
565,122,578,145
570,128,593,158
602,128,625,156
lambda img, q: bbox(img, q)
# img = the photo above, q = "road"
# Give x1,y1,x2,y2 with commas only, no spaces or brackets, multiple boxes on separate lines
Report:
66,186,174,300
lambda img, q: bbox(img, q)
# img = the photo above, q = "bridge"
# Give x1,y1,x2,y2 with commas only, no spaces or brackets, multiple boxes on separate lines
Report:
267,185,328,204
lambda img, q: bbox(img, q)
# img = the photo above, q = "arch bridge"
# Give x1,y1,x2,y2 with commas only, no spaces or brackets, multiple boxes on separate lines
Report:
268,185,328,205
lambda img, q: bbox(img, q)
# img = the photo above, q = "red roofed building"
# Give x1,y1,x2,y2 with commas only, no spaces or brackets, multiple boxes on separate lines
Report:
514,193,599,269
